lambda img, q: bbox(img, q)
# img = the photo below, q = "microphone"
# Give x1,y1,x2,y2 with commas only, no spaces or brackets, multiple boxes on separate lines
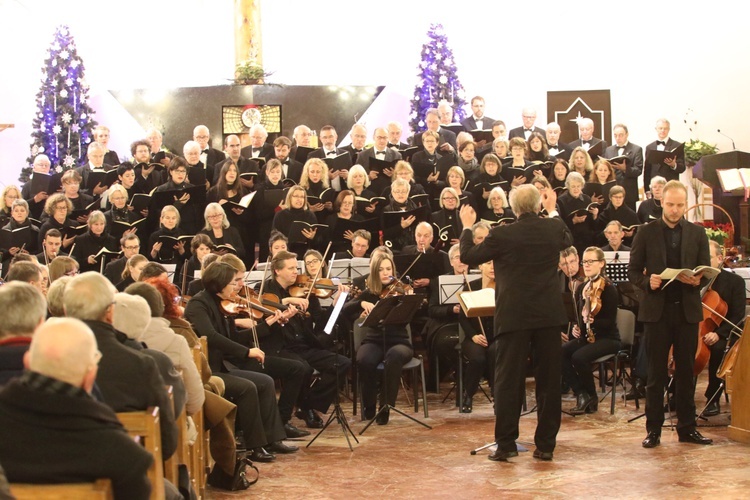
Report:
717,129,736,150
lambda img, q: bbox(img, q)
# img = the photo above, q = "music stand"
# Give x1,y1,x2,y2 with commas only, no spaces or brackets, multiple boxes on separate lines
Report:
307,292,360,451
329,258,370,282
359,294,433,434
438,275,465,401
163,263,177,284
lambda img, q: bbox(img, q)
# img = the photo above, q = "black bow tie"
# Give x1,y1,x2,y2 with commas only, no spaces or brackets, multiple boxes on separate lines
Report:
548,144,558,149
656,141,666,146
387,143,399,148
582,141,590,146
524,128,532,132
327,151,337,156
375,151,386,155
251,148,261,153
201,149,209,154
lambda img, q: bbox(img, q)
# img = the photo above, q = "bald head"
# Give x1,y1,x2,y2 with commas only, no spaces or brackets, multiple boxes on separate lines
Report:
25,318,99,391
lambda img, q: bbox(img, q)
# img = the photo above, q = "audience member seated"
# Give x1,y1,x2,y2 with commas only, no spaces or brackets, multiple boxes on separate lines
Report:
0,282,47,385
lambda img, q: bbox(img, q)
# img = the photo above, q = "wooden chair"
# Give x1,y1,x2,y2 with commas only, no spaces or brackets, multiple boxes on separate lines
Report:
11,479,113,499
116,407,165,500
188,338,209,499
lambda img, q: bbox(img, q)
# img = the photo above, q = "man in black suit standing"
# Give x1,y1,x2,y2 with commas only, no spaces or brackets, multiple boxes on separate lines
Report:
545,122,570,161
290,124,313,163
193,125,225,186
271,136,304,184
213,134,260,188
568,118,607,153
308,125,351,191
387,121,410,150
357,127,403,195
643,118,685,197
461,96,496,131
628,180,713,448
76,141,114,197
459,185,572,462
508,107,546,141
603,124,644,210
412,108,457,152
240,124,274,160
341,123,368,164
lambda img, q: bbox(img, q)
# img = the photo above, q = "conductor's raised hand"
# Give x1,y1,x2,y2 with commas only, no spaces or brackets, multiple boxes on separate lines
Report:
460,204,477,228
541,187,557,213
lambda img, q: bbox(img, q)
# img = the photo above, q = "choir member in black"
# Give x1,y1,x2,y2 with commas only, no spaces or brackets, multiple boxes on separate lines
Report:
349,229,371,258
570,147,594,179
1,199,39,275
299,158,333,223
546,122,570,161
271,136,303,185
21,154,52,220
457,140,480,185
104,184,141,241
255,159,285,261
601,221,630,252
587,159,616,207
263,251,352,427
93,125,119,167
146,128,172,167
0,186,21,228
115,254,148,292
431,187,462,247
154,157,201,235
382,162,430,212
70,210,118,274
212,134,259,188
103,234,140,285
481,187,515,225
206,161,250,264
342,124,368,164
184,261,305,461
558,172,599,257
325,190,364,254
183,234,215,291
527,131,554,165
411,130,443,194
549,159,569,193
38,194,76,250
136,136,167,191
446,166,477,211
60,169,94,225
268,231,288,259
272,186,320,257
148,205,187,269
345,252,414,423
381,178,418,252
562,246,620,414
346,165,378,217
460,260,496,413
637,176,665,223
115,162,149,219
76,141,113,197
240,124,273,162
703,240,746,416
598,186,639,247
472,154,506,204
644,118,686,193
492,137,509,160
200,203,245,260
505,137,534,189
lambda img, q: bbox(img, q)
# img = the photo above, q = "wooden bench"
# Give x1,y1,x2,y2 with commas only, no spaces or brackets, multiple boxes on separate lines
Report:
117,407,165,500
11,478,113,499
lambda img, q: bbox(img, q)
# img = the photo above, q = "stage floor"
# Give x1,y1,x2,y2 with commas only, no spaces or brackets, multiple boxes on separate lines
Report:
207,375,750,499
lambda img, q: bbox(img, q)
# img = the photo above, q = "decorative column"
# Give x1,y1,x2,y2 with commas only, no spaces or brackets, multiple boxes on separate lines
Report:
235,0,263,69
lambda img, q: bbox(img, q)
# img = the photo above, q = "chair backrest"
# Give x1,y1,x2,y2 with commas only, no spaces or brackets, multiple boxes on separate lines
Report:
616,308,636,347
116,407,165,500
11,479,113,499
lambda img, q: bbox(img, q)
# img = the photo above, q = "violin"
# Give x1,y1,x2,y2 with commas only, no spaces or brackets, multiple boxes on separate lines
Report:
582,275,606,344
288,275,340,299
380,277,413,298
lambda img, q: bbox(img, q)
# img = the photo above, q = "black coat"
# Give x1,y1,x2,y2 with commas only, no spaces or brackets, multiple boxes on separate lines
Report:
70,230,119,273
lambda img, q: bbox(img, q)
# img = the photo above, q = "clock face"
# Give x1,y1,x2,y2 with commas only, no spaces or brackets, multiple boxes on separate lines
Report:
241,107,262,128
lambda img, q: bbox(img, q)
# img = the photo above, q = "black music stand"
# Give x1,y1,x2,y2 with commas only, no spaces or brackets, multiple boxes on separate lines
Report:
359,294,433,434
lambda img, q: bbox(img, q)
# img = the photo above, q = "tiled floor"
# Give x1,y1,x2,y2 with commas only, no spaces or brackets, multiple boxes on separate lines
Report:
207,376,750,499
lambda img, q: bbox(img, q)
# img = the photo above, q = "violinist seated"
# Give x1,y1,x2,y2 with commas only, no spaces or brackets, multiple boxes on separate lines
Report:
300,249,349,347
350,245,393,295
263,251,352,429
459,260,496,413
342,253,414,424
562,246,620,415
701,240,746,416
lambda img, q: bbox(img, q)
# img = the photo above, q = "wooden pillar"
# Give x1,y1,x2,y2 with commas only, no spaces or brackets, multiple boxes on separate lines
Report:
234,0,262,68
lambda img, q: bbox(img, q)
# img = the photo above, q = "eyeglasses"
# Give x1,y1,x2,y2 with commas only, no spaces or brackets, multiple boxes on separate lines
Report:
174,169,187,174
442,196,457,201
581,259,603,265
123,245,141,250
207,214,223,219
64,269,79,276
305,258,321,266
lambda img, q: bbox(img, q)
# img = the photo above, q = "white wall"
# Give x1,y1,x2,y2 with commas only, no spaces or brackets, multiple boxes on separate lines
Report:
1,0,747,188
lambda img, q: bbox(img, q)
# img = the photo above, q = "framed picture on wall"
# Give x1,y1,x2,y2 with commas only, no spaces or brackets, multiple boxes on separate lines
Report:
222,104,282,134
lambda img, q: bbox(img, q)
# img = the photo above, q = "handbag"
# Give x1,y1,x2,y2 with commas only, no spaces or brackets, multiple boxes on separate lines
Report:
207,455,259,491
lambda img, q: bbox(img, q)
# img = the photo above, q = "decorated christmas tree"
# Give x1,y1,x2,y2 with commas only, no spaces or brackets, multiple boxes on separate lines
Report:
21,25,97,183
408,23,467,135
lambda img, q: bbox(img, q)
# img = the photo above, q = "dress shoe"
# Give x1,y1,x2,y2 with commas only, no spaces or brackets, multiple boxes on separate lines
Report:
461,393,473,413
284,422,311,439
704,401,720,417
533,449,554,461
642,432,661,448
679,430,713,445
569,392,592,415
624,378,646,401
488,448,518,461
376,407,390,425
249,447,276,462
296,409,324,429
267,441,299,454
363,405,376,420
585,394,599,413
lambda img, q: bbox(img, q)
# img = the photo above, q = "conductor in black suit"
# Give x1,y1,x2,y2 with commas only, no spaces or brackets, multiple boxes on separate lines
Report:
603,124,644,210
459,185,573,462
508,107,546,141
628,180,713,448
643,118,685,196
412,108,457,153
460,96,496,131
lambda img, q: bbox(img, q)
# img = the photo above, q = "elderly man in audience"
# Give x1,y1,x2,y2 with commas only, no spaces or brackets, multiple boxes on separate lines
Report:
0,317,153,499
0,282,47,385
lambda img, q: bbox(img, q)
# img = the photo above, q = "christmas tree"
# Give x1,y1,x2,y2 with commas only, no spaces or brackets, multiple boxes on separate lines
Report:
408,23,467,135
21,25,97,183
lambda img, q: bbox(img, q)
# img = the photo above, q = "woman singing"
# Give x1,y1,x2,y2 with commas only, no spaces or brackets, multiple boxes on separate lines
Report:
562,246,620,415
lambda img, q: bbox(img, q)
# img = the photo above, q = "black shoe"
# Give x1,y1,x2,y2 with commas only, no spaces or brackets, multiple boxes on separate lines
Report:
533,449,554,461
296,409,324,429
679,430,713,445
249,447,276,462
461,393,473,413
642,432,661,448
267,441,299,454
569,393,592,415
624,378,646,401
284,422,311,439
585,394,599,413
488,448,518,461
704,401,720,417
376,407,390,425
363,405,376,420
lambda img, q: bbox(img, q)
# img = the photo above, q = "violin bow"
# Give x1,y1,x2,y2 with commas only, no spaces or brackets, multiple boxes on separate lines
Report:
244,259,263,369
305,242,332,302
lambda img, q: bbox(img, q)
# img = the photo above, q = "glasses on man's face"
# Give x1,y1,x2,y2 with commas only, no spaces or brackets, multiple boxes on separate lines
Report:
123,245,140,251
581,259,602,266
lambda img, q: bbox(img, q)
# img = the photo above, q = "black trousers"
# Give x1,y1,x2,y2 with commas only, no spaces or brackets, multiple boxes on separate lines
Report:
241,355,307,423
561,337,621,397
644,302,698,435
461,338,494,399
493,327,561,453
357,342,413,409
217,370,286,448
280,348,352,414
706,337,728,401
